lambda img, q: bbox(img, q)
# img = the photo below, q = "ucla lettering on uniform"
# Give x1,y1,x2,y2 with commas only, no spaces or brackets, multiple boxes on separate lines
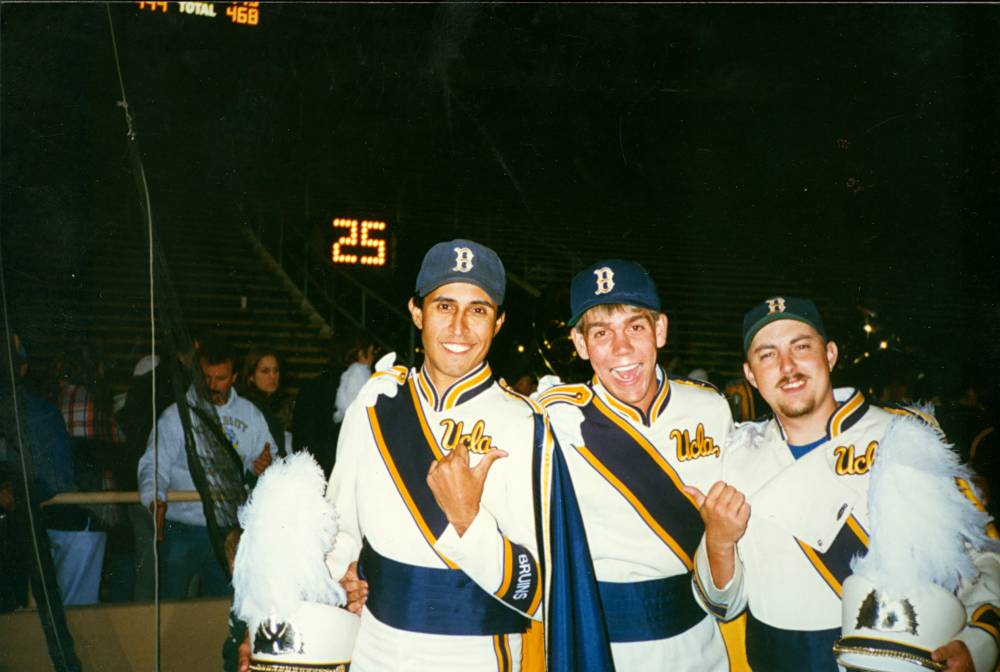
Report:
452,246,475,272
512,553,532,601
593,267,615,295
766,297,787,314
671,423,721,462
439,418,496,454
834,440,878,476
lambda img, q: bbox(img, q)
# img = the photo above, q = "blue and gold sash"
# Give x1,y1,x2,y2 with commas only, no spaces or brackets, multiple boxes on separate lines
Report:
795,515,870,598
577,394,704,570
368,375,456,567
367,373,542,620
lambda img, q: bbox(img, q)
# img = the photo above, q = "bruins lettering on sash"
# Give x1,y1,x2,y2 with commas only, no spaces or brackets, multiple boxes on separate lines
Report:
439,418,496,454
834,440,878,476
671,423,721,462
512,552,532,601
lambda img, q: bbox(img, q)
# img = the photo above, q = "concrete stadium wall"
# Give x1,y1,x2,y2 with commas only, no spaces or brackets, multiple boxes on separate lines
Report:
0,598,231,672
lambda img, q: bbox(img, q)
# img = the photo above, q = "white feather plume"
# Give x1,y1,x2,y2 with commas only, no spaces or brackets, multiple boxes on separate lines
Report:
232,452,346,625
851,414,1000,595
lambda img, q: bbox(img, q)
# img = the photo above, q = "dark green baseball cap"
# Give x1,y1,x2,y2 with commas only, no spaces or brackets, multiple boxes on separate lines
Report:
742,296,827,353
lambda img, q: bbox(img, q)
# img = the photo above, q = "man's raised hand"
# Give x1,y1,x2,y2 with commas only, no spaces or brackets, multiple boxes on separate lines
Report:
252,443,272,475
427,440,508,536
685,481,750,548
683,481,750,589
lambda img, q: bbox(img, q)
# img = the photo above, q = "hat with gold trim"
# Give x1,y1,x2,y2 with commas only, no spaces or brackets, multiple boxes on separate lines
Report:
742,296,827,353
833,415,1000,672
232,452,359,671
568,259,661,327
834,575,963,672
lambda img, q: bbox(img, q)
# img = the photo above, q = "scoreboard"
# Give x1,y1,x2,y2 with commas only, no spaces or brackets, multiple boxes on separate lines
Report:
330,218,389,267
135,2,261,27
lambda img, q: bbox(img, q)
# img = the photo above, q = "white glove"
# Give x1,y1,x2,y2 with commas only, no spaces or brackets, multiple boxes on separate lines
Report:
354,352,405,408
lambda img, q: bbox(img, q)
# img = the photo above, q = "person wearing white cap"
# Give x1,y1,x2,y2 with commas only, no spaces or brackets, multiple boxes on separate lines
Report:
689,296,1000,672
536,259,742,671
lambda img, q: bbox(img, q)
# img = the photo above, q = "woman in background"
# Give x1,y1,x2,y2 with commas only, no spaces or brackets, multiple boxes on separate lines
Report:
239,345,294,458
333,337,377,424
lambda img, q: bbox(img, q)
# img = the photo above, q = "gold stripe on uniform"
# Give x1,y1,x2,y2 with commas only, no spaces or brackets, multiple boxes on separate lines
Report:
407,378,445,461
830,392,864,437
795,539,843,597
970,605,1000,642
496,538,514,597
956,478,999,539
443,364,492,409
577,444,694,570
367,405,456,568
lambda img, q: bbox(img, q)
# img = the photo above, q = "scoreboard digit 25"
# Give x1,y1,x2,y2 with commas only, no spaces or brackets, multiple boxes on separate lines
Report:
330,218,388,267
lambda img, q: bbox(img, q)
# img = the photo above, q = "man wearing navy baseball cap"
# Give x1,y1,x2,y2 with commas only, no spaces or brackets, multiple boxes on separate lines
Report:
538,259,741,670
689,297,1000,672
317,240,610,672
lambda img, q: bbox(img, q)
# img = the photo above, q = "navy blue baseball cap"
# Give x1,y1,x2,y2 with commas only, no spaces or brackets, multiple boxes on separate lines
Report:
415,239,506,306
742,296,827,353
568,259,661,327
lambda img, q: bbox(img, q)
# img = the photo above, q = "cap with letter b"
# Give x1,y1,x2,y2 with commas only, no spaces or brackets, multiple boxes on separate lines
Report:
415,239,506,306
568,259,661,327
742,296,827,353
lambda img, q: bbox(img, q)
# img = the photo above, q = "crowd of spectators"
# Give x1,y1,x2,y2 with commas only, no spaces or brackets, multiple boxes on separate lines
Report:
0,328,383,611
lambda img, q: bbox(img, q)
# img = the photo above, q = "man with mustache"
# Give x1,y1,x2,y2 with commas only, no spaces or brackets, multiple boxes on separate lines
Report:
137,335,274,599
689,296,1000,672
537,259,740,670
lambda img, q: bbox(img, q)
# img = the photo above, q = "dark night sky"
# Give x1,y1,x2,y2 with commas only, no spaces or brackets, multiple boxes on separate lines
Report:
3,3,1000,379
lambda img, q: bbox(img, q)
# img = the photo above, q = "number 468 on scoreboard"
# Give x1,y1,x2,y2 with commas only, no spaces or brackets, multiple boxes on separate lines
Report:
331,218,388,267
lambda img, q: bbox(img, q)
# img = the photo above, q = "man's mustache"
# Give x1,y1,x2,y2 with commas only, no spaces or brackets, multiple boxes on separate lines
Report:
777,373,808,388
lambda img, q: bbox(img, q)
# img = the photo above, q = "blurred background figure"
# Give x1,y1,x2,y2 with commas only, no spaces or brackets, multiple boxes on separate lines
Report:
928,367,999,520
1,334,106,607
49,343,131,601
239,345,294,458
333,336,377,424
505,358,541,397
137,335,274,600
116,333,201,601
292,333,376,478
724,377,766,423
49,343,122,503
291,347,343,478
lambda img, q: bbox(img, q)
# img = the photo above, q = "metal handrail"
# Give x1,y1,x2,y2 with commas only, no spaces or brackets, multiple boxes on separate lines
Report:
247,218,417,363
41,491,201,506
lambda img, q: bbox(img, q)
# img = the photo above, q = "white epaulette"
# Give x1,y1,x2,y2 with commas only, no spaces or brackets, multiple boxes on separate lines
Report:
355,352,406,408
536,382,593,409
728,418,770,454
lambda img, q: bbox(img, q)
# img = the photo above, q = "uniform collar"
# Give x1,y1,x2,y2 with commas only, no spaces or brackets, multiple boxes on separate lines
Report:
415,361,494,412
591,365,670,427
772,387,868,442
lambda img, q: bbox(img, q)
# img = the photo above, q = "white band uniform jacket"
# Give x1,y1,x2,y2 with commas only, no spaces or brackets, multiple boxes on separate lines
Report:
137,386,275,526
692,387,1000,672
325,360,543,672
539,368,735,671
